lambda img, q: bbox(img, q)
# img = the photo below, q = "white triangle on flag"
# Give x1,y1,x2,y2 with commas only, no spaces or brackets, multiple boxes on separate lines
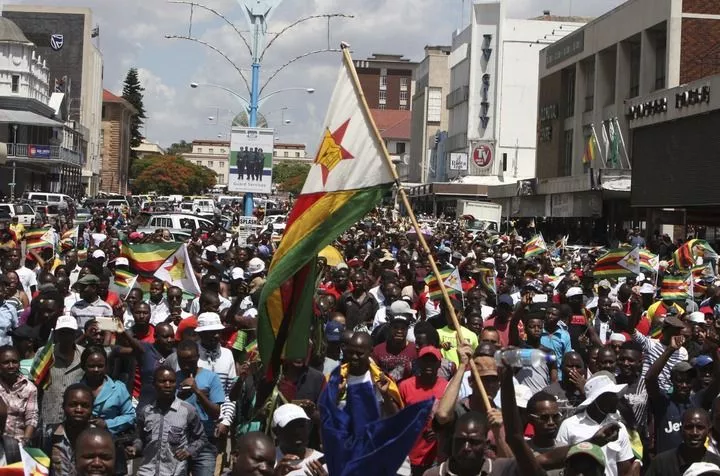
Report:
301,50,395,195
153,244,201,296
618,247,641,275
443,267,463,293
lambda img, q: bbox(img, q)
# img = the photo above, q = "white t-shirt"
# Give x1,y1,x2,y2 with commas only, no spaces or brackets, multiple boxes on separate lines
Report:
555,412,634,476
16,267,37,294
275,448,326,476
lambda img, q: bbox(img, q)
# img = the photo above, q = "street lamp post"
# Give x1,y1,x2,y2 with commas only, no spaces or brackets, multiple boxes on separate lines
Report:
166,0,352,215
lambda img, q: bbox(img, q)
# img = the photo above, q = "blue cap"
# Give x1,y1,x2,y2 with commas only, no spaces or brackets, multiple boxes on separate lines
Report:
693,355,714,368
325,321,345,342
258,245,271,258
498,294,514,307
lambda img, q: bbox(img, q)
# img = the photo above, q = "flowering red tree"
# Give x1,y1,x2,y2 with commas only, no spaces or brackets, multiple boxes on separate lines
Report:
133,156,216,194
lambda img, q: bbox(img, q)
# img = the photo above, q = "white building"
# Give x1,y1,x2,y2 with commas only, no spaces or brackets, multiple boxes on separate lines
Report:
273,142,308,162
182,139,230,185
445,2,586,185
132,138,165,159
0,16,84,198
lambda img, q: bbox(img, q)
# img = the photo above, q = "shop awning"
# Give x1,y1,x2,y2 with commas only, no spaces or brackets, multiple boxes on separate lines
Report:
0,109,63,127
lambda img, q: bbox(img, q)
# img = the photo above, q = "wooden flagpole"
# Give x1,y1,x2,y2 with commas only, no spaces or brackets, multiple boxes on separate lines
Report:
340,43,492,411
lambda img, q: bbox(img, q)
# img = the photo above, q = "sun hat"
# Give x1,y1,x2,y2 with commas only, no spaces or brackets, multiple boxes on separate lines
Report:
196,312,225,332
579,371,627,407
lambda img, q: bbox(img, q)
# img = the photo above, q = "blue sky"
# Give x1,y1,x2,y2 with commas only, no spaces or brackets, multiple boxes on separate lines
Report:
11,0,624,153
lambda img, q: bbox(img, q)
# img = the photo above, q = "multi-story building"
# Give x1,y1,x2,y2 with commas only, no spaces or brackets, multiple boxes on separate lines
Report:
132,139,165,160
354,53,417,111
100,90,135,194
273,143,308,162
182,140,230,186
5,5,104,196
0,16,84,199
371,109,411,182
489,0,720,239
409,45,451,184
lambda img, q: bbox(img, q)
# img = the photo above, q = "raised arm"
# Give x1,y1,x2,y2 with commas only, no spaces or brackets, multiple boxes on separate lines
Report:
435,344,472,425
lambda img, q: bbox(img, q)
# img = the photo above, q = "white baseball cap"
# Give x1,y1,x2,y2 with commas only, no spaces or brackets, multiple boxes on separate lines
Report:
205,245,218,253
639,283,656,294
272,403,310,428
231,267,245,281
91,249,106,260
688,311,707,324
580,371,627,407
684,462,720,476
389,300,417,322
481,257,495,266
566,286,583,298
55,315,78,331
114,257,129,267
609,333,627,343
196,312,225,332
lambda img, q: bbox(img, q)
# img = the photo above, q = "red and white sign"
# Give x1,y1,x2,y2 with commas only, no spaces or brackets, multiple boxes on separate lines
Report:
472,143,494,168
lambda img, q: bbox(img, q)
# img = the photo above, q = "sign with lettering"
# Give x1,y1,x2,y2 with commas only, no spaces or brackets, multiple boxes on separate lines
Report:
676,85,711,109
472,143,493,169
546,30,585,68
449,153,468,171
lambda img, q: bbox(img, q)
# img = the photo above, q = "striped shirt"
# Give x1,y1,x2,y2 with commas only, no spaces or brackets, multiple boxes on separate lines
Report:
632,331,688,391
40,345,85,426
70,297,113,328
623,377,649,435
133,398,208,476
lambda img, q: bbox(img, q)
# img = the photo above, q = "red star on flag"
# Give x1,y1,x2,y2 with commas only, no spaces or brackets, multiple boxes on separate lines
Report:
314,119,354,185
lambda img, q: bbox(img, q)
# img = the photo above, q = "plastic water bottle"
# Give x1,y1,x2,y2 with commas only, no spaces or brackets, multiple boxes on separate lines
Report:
494,349,556,368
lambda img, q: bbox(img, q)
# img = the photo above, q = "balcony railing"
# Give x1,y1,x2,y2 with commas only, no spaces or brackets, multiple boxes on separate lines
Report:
7,143,83,166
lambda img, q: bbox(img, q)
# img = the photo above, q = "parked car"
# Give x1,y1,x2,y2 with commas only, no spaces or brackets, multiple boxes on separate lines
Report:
74,207,93,226
0,203,36,225
136,213,218,233
22,192,73,211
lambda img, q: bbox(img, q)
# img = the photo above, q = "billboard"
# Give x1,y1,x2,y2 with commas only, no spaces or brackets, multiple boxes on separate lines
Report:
449,153,468,171
28,145,51,159
228,127,274,194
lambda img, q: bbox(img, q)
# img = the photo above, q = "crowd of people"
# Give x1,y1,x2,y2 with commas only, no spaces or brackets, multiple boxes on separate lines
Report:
0,202,719,476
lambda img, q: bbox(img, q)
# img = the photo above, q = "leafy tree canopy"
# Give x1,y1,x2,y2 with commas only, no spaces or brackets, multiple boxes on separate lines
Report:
272,161,311,196
132,156,216,195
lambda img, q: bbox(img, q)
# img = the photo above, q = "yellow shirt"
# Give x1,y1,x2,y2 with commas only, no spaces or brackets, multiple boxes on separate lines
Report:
438,325,479,366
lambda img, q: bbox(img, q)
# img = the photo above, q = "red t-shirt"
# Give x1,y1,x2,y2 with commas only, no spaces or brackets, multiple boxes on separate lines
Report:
371,342,417,383
483,316,513,347
399,376,448,466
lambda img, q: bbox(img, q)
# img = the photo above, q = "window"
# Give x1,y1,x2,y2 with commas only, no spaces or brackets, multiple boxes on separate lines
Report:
399,103,408,110
655,37,667,91
400,91,408,103
209,148,214,154
396,142,406,154
179,218,194,229
427,88,442,123
197,147,203,153
379,104,386,110
208,161,214,167
220,148,226,154
400,77,409,92
295,151,300,158
11,75,19,93
380,75,387,90
284,151,289,157
584,60,595,112
196,161,202,166
379,90,387,105
562,129,573,177
218,174,224,183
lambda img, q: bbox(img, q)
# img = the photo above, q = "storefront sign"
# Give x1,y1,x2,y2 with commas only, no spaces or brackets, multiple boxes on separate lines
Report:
628,98,667,120
546,30,585,68
27,145,51,158
539,104,558,122
472,143,493,169
449,153,468,171
676,85,711,109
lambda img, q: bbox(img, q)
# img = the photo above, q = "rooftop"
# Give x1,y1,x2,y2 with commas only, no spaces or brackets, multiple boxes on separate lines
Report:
274,143,305,149
0,17,31,44
192,139,230,146
530,13,594,23
370,109,411,141
102,89,137,113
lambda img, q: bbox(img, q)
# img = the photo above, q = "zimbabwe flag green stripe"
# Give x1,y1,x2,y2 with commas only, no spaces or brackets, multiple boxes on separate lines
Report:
258,184,391,368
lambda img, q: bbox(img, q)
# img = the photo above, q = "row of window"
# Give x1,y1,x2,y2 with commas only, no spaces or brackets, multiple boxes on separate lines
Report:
379,76,410,91
195,147,227,154
274,151,303,158
197,160,223,168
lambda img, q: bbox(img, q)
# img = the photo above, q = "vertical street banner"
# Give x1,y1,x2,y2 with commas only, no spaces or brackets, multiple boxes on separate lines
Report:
228,126,275,194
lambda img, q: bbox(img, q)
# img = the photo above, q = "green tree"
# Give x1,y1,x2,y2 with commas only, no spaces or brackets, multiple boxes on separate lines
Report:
122,68,147,157
272,161,311,195
132,156,216,195
166,140,193,156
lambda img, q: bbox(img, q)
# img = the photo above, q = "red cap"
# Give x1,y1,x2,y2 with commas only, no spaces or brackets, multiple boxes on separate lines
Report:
418,346,442,360
700,306,714,315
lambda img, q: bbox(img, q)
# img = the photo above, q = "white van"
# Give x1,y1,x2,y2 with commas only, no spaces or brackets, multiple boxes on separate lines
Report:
140,213,216,232
0,203,36,225
22,192,73,210
192,199,217,215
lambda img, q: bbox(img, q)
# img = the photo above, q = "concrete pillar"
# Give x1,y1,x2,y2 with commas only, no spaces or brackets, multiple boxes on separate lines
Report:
572,62,586,176
667,0,683,88
639,30,657,96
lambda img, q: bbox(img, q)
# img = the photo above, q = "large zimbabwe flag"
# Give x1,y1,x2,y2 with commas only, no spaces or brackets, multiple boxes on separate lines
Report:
257,47,395,374
120,241,181,297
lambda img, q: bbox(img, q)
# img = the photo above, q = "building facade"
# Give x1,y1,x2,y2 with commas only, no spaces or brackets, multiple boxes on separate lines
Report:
132,139,165,160
273,143,308,162
182,140,230,186
0,16,84,199
100,90,135,194
5,5,104,196
354,53,417,111
409,45,451,184
371,109,411,182
489,0,720,241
